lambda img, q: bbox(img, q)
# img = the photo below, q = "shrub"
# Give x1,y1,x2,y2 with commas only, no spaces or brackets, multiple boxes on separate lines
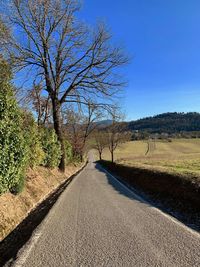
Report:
41,128,61,168
22,112,45,168
9,174,25,195
0,60,27,194
65,140,73,163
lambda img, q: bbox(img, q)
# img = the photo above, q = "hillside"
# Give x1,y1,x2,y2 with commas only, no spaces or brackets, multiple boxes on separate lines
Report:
128,112,200,133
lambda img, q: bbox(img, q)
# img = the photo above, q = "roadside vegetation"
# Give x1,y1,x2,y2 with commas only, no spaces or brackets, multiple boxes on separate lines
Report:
0,59,72,194
95,139,200,228
0,0,128,243
0,0,127,195
0,0,200,244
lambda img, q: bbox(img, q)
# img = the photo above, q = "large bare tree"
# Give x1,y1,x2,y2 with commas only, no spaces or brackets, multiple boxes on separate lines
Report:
2,0,128,171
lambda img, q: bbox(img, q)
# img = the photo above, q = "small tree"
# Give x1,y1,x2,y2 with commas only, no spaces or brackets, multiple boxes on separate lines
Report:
0,59,27,194
106,112,131,163
94,131,108,160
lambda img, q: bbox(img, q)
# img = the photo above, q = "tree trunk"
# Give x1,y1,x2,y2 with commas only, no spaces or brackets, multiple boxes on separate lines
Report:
52,98,66,172
80,154,83,162
111,150,114,163
99,151,102,160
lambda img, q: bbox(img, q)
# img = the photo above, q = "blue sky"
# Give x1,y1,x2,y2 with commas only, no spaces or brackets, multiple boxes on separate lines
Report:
79,0,200,120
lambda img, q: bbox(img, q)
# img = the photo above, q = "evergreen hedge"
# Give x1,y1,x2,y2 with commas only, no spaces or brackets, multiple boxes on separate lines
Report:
0,60,27,194
41,128,62,168
22,112,45,168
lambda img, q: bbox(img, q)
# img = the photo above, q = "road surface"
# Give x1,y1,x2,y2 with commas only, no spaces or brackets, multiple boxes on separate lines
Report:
12,156,200,267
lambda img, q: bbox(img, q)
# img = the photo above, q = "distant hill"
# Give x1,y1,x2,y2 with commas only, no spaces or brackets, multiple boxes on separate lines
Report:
128,112,200,133
94,120,113,128
95,120,113,126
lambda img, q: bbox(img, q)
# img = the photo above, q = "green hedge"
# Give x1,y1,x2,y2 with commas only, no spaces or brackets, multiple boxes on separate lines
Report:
22,112,45,168
0,60,75,195
65,140,73,164
0,61,28,194
41,128,62,168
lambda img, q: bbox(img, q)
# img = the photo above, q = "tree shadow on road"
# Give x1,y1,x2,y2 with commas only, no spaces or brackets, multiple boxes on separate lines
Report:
95,163,149,203
95,162,200,234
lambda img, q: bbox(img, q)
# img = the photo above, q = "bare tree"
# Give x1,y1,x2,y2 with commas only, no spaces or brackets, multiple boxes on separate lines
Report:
28,82,52,126
0,19,10,54
2,0,128,171
106,111,131,163
93,130,108,160
64,102,102,161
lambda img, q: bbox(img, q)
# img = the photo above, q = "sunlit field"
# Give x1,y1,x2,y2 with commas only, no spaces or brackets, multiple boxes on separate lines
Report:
99,139,200,180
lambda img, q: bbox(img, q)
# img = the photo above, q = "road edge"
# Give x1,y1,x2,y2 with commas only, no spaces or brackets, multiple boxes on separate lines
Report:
1,161,88,267
97,162,200,239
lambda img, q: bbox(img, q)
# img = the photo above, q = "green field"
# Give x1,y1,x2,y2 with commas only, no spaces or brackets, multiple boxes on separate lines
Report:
99,139,200,182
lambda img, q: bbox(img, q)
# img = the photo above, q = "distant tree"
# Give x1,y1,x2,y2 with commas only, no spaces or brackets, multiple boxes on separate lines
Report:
3,0,128,171
94,131,108,160
64,102,102,161
106,111,131,163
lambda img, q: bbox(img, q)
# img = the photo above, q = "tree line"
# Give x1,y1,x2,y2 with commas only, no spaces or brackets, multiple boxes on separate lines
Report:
128,112,200,134
0,58,68,194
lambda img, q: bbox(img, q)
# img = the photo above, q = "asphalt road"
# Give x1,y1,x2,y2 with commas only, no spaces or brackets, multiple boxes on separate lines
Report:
12,156,200,267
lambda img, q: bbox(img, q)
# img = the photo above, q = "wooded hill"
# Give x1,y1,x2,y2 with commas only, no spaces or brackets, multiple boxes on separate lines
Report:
127,112,200,133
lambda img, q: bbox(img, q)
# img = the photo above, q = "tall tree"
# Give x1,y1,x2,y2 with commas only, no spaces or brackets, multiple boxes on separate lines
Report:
3,0,128,171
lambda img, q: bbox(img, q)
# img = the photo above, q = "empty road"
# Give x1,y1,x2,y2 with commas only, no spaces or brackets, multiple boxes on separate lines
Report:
12,156,200,267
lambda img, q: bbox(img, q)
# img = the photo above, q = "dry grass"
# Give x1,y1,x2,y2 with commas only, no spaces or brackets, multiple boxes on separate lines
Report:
97,139,200,183
0,164,83,241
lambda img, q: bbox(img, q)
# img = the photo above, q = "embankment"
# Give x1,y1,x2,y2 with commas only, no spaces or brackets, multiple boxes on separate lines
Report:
0,164,84,241
99,160,200,230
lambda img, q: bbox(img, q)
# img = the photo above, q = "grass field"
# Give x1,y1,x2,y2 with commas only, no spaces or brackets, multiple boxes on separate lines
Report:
99,139,200,182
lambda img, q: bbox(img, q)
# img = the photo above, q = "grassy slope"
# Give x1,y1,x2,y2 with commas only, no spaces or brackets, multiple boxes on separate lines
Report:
0,164,83,241
99,139,200,184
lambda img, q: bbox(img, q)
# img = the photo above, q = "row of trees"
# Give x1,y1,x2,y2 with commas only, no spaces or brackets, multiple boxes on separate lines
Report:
0,57,129,194
94,119,131,162
128,112,200,134
0,59,73,194
0,0,129,194
0,0,128,172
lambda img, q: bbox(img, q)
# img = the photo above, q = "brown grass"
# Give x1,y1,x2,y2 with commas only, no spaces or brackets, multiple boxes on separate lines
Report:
96,139,200,179
0,164,83,241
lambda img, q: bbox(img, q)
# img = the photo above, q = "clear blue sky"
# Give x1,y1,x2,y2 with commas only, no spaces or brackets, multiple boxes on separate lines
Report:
79,0,200,120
